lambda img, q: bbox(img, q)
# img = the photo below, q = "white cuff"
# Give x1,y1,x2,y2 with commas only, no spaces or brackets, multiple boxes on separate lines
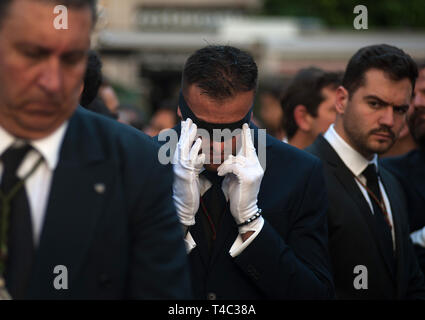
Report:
410,227,425,248
184,231,197,254
229,217,264,257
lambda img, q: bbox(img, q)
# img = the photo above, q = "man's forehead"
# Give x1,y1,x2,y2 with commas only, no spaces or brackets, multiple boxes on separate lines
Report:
186,85,254,123
3,0,92,49
361,69,412,98
4,0,93,28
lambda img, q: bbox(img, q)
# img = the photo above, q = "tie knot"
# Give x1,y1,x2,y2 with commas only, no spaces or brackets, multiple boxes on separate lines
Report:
1,143,32,178
362,163,379,185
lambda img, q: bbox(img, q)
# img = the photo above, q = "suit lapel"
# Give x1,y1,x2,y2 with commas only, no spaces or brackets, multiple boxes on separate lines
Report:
312,136,396,279
28,108,115,294
379,168,405,296
209,207,238,266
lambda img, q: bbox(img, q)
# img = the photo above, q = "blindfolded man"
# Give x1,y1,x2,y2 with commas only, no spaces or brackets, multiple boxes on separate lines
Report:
156,45,334,300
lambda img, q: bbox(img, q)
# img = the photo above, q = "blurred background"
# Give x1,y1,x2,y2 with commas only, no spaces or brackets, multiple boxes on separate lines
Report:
88,0,425,137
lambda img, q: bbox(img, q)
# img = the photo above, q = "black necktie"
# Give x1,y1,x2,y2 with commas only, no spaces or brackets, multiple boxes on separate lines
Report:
362,164,395,270
200,171,227,251
1,144,35,299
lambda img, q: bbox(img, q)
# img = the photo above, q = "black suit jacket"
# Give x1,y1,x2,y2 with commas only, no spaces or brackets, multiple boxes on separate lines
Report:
155,124,334,299
306,135,425,299
24,107,191,299
382,149,425,275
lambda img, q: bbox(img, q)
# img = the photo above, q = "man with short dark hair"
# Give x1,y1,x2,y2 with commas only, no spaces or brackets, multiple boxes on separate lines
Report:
281,67,341,149
79,50,116,119
306,44,425,299
383,61,425,275
0,0,190,299
157,45,334,299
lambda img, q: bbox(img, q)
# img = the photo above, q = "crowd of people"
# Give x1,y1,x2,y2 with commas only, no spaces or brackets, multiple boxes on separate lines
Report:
0,0,424,300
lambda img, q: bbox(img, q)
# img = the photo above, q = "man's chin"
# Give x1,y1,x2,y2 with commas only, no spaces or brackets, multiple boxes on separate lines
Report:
10,116,63,139
367,139,394,155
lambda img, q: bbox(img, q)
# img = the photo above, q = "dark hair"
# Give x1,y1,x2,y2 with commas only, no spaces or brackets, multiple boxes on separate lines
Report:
181,45,258,101
80,50,102,107
0,0,97,26
281,67,342,139
342,44,418,96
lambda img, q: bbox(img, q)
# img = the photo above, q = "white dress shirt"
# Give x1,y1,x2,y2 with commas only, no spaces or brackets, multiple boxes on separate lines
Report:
323,124,396,249
184,169,264,257
0,123,68,246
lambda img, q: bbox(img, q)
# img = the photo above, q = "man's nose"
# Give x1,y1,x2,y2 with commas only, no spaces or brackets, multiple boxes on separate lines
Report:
38,57,63,94
210,140,225,153
379,106,395,127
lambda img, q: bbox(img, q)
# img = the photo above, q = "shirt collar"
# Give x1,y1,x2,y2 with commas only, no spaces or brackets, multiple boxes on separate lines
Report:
0,122,68,170
323,124,379,177
0,125,15,158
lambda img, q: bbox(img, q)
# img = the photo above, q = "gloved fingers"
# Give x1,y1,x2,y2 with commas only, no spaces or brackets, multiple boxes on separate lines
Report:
217,155,244,177
189,137,203,162
178,119,188,153
188,121,198,146
180,119,197,158
180,119,188,142
243,123,256,157
195,153,206,167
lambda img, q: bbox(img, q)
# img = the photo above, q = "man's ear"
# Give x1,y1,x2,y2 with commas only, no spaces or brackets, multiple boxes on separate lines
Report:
335,86,348,115
293,104,312,131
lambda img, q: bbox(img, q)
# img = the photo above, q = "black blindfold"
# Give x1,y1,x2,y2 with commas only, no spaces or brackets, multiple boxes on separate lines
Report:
178,91,252,141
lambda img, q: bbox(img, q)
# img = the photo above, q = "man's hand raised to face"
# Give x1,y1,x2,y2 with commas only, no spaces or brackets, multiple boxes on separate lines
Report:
218,124,264,236
172,118,205,227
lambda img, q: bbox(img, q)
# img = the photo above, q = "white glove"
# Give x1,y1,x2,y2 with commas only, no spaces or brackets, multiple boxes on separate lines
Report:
172,118,205,226
217,123,264,233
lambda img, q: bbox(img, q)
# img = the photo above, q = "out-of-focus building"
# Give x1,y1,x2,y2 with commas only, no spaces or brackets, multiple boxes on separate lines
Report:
95,0,425,114
96,0,263,112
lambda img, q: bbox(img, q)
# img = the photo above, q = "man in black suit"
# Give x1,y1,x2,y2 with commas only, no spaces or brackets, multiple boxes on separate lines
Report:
306,44,425,299
156,45,334,299
383,62,425,275
0,0,190,299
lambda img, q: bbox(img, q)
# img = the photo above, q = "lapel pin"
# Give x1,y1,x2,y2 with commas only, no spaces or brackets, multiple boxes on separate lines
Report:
94,183,106,194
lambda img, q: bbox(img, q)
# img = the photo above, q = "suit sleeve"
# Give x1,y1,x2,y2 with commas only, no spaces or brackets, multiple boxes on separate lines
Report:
126,148,192,299
233,159,335,299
